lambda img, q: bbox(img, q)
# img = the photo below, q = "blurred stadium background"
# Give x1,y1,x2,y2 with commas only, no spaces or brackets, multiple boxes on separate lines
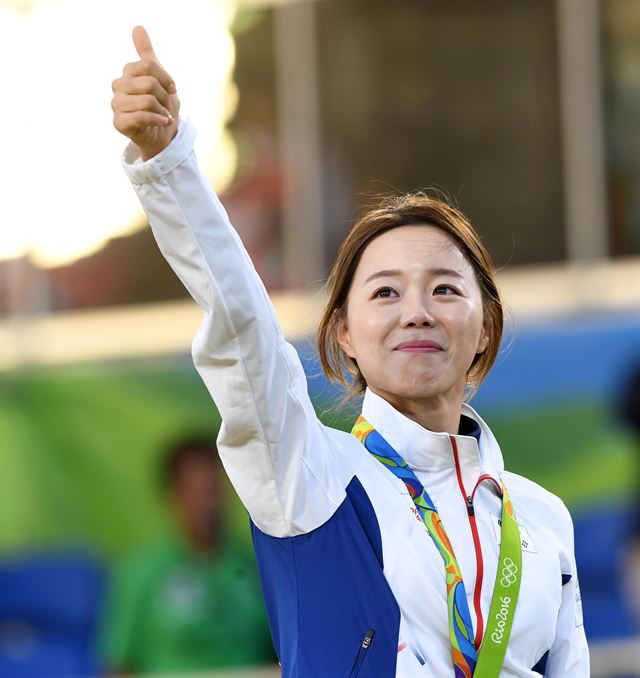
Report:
1,0,638,676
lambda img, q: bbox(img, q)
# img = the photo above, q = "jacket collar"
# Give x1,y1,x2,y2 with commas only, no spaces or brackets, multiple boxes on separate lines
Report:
360,388,504,495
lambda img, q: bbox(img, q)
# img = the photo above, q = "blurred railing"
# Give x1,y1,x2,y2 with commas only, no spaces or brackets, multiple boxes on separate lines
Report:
1,258,638,371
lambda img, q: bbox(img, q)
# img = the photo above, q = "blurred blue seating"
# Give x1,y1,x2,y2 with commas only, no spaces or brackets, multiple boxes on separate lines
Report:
574,503,638,640
0,551,104,678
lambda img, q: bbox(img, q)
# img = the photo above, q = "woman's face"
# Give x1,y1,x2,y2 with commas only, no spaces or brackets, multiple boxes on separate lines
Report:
337,225,490,408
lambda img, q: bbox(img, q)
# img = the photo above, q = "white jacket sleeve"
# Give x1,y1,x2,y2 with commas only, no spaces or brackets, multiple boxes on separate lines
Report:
121,119,362,537
546,502,590,677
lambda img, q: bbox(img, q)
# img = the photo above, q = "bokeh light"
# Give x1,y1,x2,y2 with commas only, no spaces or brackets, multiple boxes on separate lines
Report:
1,0,238,267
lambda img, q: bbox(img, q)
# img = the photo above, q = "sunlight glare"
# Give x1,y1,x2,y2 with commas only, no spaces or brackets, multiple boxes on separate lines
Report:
2,0,237,267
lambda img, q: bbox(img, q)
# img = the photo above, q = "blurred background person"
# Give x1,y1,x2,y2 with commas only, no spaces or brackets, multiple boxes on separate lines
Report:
99,436,274,675
618,360,640,626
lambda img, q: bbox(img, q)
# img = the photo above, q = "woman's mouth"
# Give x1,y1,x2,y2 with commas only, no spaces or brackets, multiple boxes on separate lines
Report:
395,340,443,353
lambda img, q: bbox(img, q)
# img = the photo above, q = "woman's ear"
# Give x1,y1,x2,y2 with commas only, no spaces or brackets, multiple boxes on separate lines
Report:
337,317,356,359
477,320,491,355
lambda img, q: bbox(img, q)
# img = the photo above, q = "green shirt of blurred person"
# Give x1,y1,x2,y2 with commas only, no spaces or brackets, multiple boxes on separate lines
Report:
100,437,275,675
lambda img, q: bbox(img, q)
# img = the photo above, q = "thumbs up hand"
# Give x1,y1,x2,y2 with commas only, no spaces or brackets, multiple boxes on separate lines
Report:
112,26,181,160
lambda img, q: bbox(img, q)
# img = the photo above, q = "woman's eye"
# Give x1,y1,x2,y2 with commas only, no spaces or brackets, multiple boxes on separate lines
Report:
374,287,396,299
434,285,457,296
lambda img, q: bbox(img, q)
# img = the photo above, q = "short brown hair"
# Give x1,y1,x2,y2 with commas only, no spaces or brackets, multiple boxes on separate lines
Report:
317,192,503,400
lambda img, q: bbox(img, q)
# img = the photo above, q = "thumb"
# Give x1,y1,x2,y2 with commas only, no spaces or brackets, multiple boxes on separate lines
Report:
132,25,158,61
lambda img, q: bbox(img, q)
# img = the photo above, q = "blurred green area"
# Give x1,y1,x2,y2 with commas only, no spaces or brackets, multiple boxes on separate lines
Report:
1,360,223,557
1,357,635,560
486,403,636,510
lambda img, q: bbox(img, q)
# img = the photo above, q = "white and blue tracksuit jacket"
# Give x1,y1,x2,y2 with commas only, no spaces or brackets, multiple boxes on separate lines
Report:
122,119,590,677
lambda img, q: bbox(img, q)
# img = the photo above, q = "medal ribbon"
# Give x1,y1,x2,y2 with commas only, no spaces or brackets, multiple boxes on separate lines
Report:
352,416,521,678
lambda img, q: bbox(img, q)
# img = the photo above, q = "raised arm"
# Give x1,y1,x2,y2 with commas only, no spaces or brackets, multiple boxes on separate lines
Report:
112,27,363,537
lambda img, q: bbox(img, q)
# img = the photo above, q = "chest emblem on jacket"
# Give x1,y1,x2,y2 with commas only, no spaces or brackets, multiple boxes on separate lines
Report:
491,514,537,553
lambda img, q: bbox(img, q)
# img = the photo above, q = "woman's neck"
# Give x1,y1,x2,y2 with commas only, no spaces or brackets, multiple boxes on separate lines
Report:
369,386,464,435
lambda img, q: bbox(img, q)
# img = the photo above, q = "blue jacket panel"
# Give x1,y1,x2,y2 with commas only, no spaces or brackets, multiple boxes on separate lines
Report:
251,477,401,677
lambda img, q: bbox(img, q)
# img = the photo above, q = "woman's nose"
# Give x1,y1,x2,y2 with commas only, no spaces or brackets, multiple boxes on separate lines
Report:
400,294,435,327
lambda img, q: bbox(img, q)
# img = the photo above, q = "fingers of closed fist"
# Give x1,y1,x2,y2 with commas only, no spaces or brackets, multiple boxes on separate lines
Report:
112,74,171,110
111,92,172,121
114,110,173,136
121,59,176,95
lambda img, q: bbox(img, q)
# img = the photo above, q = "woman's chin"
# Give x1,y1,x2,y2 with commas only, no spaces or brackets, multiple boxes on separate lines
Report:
387,374,464,404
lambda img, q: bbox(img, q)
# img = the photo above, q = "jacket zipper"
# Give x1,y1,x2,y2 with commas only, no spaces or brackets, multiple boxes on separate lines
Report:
348,628,375,678
450,436,485,650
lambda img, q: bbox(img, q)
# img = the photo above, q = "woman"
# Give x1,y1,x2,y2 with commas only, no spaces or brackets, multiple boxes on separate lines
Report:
112,27,589,677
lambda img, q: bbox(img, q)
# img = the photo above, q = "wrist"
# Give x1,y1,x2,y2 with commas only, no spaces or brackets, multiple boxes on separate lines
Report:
138,124,180,161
